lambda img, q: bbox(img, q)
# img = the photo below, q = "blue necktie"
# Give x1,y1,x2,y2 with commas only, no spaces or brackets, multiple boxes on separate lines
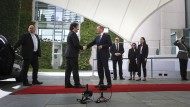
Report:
98,35,101,43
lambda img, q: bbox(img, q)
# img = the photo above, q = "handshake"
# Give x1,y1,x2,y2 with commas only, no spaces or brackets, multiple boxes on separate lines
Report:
83,45,103,51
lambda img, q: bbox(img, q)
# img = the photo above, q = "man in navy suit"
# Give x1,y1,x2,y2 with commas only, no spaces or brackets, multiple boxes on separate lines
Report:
85,26,112,88
110,37,125,80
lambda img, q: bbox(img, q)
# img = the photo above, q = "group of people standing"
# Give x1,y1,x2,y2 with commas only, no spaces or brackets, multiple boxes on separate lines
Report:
128,37,149,81
13,22,189,88
65,22,150,88
111,37,149,81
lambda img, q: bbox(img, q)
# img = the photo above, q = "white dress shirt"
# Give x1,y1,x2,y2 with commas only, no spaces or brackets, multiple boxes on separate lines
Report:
30,33,38,52
99,32,103,40
140,45,143,54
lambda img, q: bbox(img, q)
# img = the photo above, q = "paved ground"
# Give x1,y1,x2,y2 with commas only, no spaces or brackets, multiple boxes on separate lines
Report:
0,72,190,107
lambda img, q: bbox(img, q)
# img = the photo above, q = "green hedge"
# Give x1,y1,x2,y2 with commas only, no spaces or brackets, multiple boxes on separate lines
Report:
19,0,33,39
0,0,33,45
0,0,20,45
61,43,67,69
39,41,52,69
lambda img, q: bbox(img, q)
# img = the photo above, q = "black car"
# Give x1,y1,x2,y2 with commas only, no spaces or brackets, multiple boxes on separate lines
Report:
0,35,22,82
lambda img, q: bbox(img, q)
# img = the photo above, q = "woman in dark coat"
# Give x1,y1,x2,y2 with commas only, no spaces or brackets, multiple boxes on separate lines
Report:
128,43,138,80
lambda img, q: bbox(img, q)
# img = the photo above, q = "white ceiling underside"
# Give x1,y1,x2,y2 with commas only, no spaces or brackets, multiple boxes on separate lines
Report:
37,0,172,41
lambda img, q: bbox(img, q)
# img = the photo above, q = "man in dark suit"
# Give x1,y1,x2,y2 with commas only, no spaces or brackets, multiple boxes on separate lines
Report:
65,22,85,88
110,37,125,80
14,25,43,86
84,26,112,88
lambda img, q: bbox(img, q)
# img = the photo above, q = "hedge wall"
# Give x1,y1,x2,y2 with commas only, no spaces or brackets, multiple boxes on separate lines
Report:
61,43,67,69
0,0,33,45
39,41,52,69
19,0,33,38
0,0,20,45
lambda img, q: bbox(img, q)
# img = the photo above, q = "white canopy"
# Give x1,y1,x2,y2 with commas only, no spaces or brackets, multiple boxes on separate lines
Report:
37,0,172,41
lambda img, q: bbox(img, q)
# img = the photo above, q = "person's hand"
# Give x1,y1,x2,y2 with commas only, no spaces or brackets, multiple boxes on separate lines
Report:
128,60,130,63
115,53,119,56
98,45,102,49
118,53,121,56
83,46,87,51
145,58,147,62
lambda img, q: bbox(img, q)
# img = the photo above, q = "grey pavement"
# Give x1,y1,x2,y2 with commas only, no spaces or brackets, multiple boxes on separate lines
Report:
0,72,190,107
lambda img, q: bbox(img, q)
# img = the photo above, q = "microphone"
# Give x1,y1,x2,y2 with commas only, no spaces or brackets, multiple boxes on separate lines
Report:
77,84,93,104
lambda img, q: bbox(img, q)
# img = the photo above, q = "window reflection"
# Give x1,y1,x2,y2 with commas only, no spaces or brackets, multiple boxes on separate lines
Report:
35,1,82,43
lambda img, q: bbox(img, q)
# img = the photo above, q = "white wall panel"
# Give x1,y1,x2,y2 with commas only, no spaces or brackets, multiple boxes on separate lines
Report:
159,0,172,7
38,0,69,9
93,0,131,32
119,0,161,40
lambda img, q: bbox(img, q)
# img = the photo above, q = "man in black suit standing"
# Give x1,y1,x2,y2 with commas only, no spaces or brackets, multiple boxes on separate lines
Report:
110,37,125,80
65,22,85,88
14,25,43,86
84,26,112,88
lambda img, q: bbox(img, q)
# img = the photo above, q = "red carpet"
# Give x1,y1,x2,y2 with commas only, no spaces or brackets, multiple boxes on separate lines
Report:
14,84,190,95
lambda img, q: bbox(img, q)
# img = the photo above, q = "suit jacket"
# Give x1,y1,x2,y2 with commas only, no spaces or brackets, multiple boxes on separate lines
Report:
128,48,137,60
110,43,124,60
65,31,83,58
137,44,149,60
87,33,112,60
174,40,190,60
14,32,41,59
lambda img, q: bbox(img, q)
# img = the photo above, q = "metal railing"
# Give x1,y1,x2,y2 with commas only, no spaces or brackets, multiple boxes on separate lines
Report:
91,56,187,78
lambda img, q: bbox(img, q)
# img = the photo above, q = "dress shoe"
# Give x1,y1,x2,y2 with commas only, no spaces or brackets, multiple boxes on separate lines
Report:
74,84,85,88
120,78,125,80
95,84,100,88
95,84,104,88
65,84,74,88
136,78,141,81
32,81,43,85
182,78,189,81
128,78,132,80
107,84,112,88
142,78,146,81
113,78,117,80
23,83,32,86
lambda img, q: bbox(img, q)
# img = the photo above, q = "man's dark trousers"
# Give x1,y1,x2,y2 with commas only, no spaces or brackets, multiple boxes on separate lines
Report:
21,52,39,84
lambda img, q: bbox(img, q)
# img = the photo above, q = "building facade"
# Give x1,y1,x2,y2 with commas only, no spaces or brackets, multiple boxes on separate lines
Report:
34,1,83,69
